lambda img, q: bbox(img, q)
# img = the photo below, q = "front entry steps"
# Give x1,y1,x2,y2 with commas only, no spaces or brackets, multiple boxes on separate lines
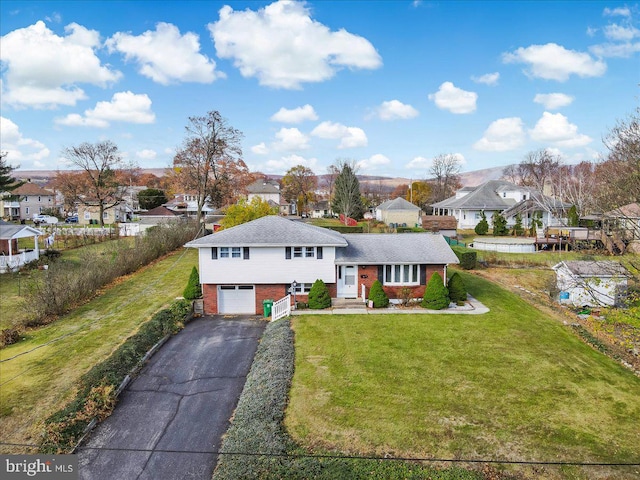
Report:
332,298,366,309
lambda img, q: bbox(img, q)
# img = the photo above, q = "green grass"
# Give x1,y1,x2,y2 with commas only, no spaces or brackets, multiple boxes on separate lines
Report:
0,247,197,451
286,272,640,477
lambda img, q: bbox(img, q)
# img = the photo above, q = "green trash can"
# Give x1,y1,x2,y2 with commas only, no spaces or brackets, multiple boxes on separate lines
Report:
263,299,274,317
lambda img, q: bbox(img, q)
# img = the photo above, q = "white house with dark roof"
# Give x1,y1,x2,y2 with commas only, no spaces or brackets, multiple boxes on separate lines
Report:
431,180,568,231
185,215,459,315
553,260,629,307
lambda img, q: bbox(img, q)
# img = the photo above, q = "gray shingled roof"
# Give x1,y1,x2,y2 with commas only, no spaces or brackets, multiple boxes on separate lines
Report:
336,233,459,265
0,221,43,240
247,179,280,194
378,197,421,211
557,260,629,277
431,180,520,210
185,215,347,247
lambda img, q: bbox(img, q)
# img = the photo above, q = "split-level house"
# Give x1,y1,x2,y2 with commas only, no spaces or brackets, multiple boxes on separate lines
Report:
185,215,459,315
431,180,568,231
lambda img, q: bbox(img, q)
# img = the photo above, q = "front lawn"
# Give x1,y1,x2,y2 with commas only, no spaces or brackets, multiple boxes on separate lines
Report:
287,272,640,478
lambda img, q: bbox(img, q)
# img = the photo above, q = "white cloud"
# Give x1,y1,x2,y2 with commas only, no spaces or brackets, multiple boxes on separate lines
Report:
533,93,574,110
473,117,526,151
529,112,592,148
471,72,500,86
251,142,269,154
106,22,222,85
405,153,465,170
0,116,50,163
272,127,310,151
357,153,391,171
270,104,318,123
311,121,367,148
603,23,640,41
136,149,157,160
56,91,155,127
589,42,640,57
586,26,598,37
502,43,606,81
264,154,318,172
371,100,419,120
603,7,631,17
208,0,382,89
0,21,121,108
428,82,477,114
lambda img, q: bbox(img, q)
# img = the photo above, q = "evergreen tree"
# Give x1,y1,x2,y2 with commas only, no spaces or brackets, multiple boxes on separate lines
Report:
308,279,331,309
492,211,509,236
421,272,450,310
332,160,365,220
0,153,24,193
448,272,467,304
368,280,389,308
138,188,168,210
529,211,543,236
183,267,202,300
568,205,579,227
474,211,489,235
512,213,524,236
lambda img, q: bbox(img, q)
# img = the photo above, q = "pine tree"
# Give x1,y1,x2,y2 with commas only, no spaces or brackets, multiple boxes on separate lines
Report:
448,272,467,304
308,279,331,309
568,205,579,227
183,267,202,300
492,211,509,236
0,153,24,193
368,280,389,308
332,161,365,220
421,272,450,310
512,213,524,236
474,211,489,235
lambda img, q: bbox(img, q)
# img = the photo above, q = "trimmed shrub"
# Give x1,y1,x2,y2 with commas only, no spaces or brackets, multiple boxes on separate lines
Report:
421,272,450,310
183,266,202,300
368,280,389,308
474,212,489,235
492,212,509,236
448,272,467,303
460,251,476,270
308,279,331,309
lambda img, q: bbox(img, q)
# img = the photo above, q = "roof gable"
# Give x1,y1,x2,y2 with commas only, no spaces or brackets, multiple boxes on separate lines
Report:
380,197,421,211
554,260,629,277
11,183,53,196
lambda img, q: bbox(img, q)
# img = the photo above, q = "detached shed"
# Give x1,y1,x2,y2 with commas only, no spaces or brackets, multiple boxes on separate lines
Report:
552,260,629,307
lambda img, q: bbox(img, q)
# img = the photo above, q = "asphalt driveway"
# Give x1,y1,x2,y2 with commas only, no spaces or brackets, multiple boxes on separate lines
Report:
78,315,266,480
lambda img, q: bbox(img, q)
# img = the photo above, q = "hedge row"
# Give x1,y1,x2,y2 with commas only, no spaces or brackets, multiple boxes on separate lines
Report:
40,299,192,454
213,319,482,480
451,246,477,270
323,225,363,233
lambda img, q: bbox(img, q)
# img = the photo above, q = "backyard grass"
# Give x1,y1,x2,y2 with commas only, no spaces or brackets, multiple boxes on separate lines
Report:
0,247,197,452
286,271,640,479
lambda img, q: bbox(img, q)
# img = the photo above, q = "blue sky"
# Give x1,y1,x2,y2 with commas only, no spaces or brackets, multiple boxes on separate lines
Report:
1,1,638,179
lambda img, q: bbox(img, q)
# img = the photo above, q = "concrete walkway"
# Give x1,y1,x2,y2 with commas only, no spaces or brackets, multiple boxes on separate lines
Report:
291,295,489,315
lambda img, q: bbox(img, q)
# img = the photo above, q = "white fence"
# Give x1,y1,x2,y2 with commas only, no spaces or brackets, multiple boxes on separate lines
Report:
0,250,39,273
271,295,291,321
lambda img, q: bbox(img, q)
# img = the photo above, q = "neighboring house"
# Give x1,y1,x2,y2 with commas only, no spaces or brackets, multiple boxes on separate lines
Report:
164,194,213,218
0,193,21,221
431,180,568,231
375,197,422,227
603,203,640,242
77,201,132,225
310,200,332,219
185,215,459,315
246,178,294,215
10,182,57,221
422,215,458,237
138,205,184,225
0,220,43,273
553,260,629,307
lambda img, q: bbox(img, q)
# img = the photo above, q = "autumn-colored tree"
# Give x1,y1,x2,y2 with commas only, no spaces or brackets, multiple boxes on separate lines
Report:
58,141,128,226
138,173,163,189
173,111,243,224
220,197,277,229
391,184,409,199
281,165,317,216
406,181,432,211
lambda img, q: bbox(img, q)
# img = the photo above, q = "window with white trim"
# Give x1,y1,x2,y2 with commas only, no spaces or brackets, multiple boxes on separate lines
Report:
287,283,313,294
220,247,242,258
383,264,419,285
285,246,322,259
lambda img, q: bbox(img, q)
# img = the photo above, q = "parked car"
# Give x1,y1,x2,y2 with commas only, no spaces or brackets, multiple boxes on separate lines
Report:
33,214,59,225
65,215,79,223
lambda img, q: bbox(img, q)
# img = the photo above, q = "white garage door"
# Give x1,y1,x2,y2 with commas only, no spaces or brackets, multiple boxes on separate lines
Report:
218,285,255,314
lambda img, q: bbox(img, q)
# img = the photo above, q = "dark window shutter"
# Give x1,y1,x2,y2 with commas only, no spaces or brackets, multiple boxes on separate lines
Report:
285,247,291,259
211,247,218,259
243,247,250,259
317,247,323,259
420,265,427,285
377,265,384,285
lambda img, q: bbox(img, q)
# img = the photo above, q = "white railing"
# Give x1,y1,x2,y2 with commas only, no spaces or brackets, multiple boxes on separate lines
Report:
361,283,366,303
271,295,291,322
0,250,39,273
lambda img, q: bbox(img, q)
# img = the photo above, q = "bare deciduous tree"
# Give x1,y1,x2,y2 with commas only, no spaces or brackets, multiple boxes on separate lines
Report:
429,154,462,202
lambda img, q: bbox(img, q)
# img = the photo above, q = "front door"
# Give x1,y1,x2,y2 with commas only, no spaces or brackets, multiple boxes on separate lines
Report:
337,265,358,298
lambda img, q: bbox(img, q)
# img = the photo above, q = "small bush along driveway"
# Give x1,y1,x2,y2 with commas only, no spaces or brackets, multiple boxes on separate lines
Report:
286,272,640,479
78,315,266,480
